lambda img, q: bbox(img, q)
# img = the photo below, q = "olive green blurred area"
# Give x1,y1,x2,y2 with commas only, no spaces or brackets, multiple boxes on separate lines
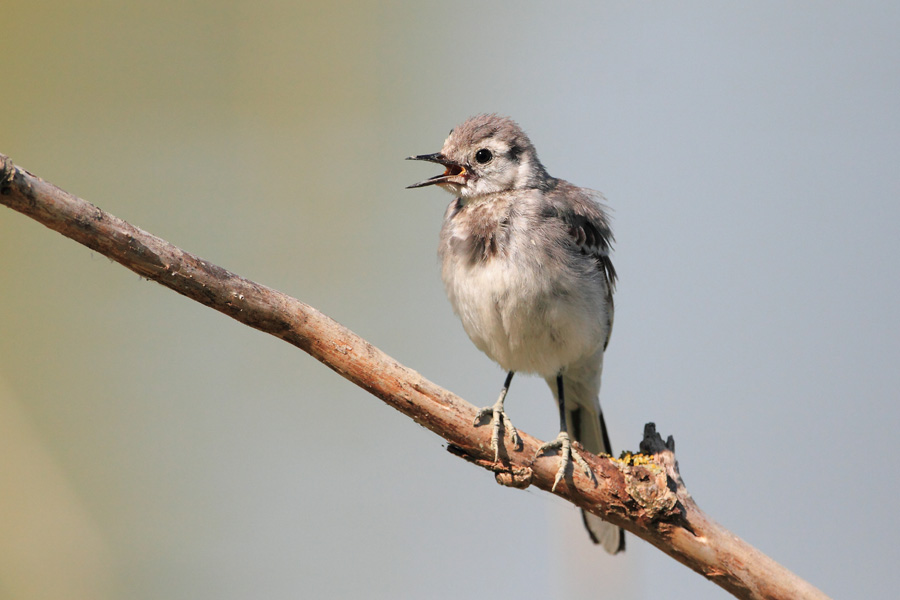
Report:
2,2,900,599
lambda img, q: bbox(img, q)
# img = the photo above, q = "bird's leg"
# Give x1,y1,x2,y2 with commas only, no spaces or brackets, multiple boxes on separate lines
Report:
473,371,522,462
534,374,595,492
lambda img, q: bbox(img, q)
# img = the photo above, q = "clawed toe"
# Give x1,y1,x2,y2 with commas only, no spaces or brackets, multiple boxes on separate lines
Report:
534,432,595,492
474,401,521,462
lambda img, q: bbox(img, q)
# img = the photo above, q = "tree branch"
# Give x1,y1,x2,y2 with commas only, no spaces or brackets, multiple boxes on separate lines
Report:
0,153,829,600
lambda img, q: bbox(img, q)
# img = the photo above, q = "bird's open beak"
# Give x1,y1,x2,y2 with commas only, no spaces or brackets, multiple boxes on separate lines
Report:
406,153,468,189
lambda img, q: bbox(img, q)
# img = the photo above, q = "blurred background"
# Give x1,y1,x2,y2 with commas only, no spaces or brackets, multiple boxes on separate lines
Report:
2,2,898,598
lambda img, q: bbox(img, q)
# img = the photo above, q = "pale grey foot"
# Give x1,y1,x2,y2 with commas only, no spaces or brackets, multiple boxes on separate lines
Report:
535,431,596,492
474,371,521,462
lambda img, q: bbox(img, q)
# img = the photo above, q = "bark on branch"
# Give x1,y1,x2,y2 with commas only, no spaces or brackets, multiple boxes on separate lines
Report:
0,154,829,600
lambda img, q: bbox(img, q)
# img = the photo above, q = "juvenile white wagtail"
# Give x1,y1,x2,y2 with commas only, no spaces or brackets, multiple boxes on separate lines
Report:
407,114,624,553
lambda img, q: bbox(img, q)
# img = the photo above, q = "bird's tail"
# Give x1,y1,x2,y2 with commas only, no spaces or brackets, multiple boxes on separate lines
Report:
549,372,626,554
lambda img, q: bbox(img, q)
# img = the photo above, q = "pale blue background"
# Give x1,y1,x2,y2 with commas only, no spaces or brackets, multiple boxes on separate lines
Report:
2,2,898,598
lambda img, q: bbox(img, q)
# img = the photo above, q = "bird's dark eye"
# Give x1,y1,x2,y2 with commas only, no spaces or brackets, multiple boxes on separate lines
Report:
475,148,493,164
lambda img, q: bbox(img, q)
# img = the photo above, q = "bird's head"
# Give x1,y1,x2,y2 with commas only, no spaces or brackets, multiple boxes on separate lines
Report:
407,114,548,199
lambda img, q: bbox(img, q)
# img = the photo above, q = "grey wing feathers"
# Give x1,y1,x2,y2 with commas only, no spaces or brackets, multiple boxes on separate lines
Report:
565,211,617,293
541,183,617,293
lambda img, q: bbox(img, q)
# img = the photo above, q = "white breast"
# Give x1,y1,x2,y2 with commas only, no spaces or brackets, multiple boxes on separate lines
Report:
441,233,608,377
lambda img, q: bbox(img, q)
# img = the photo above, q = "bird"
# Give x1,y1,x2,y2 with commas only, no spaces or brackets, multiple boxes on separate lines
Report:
406,114,624,554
